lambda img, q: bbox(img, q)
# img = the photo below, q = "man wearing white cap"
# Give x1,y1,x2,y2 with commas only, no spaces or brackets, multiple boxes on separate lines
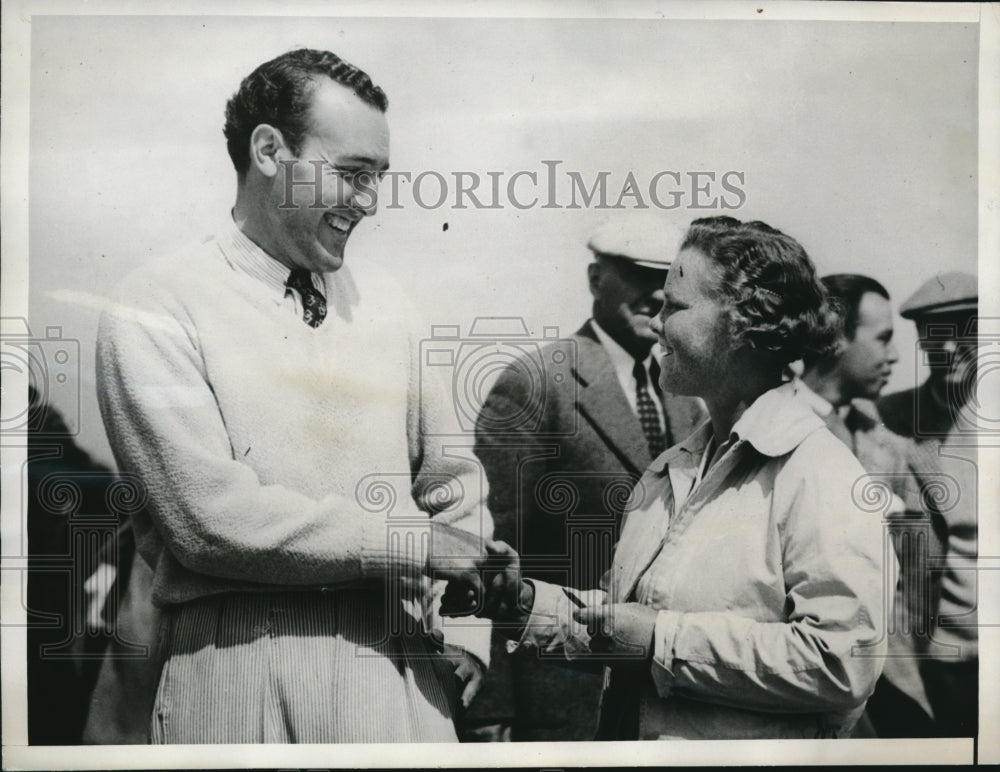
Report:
877,271,979,738
461,214,704,742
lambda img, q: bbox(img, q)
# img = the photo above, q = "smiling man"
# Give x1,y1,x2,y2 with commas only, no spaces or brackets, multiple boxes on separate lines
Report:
227,61,389,274
95,49,491,744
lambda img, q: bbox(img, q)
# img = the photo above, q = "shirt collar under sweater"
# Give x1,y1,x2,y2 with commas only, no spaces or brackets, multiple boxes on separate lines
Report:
218,215,323,299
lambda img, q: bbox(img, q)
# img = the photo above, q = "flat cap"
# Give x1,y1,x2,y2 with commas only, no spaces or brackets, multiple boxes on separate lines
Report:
587,213,687,270
899,271,977,320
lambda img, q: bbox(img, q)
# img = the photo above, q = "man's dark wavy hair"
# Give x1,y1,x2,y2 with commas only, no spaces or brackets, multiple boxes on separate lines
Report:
224,48,388,176
681,216,841,366
819,273,890,340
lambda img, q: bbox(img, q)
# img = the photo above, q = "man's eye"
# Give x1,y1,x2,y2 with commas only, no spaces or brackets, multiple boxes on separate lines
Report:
339,170,382,185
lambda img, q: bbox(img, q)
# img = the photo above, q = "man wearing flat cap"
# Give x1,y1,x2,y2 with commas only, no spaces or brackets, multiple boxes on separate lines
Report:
878,271,979,737
460,214,705,742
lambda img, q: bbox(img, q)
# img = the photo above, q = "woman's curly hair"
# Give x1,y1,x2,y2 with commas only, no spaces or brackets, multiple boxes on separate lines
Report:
681,216,842,366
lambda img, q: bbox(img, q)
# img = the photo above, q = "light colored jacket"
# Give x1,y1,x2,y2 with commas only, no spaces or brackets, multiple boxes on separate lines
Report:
518,381,890,739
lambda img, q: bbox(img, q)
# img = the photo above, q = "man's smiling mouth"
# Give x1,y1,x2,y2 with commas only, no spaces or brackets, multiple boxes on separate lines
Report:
325,213,353,232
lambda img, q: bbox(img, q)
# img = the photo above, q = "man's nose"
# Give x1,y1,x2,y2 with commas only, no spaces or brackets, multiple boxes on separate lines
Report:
886,341,900,364
642,287,665,313
349,174,379,217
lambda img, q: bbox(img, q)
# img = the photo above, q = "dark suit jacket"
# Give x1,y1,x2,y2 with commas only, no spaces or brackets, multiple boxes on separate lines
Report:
462,321,704,740
475,321,704,587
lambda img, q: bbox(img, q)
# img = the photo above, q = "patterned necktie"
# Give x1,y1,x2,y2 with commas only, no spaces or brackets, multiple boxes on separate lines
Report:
633,358,666,459
285,269,327,328
649,357,672,444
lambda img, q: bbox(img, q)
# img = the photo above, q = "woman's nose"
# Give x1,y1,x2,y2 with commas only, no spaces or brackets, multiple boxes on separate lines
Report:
650,310,664,336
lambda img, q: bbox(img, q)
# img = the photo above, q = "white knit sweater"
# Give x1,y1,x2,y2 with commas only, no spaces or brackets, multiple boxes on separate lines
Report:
96,221,491,658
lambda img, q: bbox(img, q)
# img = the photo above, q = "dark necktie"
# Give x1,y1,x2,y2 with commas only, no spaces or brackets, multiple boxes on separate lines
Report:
285,269,327,328
633,359,666,459
649,357,672,445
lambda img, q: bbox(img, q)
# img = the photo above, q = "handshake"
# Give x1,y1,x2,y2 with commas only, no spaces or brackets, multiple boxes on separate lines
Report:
426,522,659,660
426,522,534,627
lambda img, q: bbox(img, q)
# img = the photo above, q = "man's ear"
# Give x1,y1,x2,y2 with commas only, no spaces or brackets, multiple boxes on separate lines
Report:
248,124,288,178
587,262,602,299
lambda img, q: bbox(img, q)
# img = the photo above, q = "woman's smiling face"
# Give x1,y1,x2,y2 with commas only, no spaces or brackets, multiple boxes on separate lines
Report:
651,247,738,399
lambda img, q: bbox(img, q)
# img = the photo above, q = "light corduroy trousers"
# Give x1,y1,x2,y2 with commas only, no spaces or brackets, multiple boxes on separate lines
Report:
150,588,459,743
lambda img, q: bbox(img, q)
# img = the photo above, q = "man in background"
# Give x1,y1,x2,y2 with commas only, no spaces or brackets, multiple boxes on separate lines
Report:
26,385,114,744
462,216,704,741
878,272,979,738
799,274,909,484
798,273,933,737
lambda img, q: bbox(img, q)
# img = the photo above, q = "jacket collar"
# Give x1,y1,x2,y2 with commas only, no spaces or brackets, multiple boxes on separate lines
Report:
793,377,835,417
649,380,825,475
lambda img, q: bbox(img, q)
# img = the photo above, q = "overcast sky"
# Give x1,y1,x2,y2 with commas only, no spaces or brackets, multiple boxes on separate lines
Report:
26,13,979,466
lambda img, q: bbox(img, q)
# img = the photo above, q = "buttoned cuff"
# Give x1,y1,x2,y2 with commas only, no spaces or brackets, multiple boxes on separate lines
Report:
650,609,682,698
505,580,594,659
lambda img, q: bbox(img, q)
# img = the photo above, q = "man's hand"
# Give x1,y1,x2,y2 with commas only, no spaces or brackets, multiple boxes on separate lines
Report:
444,644,486,709
573,602,659,660
480,540,533,628
427,521,487,616
429,534,533,624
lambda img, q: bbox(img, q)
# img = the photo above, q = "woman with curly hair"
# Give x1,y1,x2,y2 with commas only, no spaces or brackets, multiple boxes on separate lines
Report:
453,217,890,740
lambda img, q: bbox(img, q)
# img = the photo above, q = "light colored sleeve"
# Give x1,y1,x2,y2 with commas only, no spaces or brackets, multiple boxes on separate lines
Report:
96,286,432,587
508,580,607,659
649,441,890,714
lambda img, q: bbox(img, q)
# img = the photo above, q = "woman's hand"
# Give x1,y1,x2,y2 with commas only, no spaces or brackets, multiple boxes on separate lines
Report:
574,602,659,660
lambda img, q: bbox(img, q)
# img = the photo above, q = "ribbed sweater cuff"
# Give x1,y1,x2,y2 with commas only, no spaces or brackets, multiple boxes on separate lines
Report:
359,511,432,579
